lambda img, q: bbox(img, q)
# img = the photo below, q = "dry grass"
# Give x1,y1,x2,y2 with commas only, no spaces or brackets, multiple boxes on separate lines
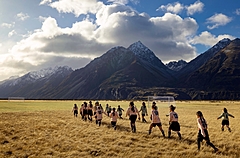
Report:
0,100,240,158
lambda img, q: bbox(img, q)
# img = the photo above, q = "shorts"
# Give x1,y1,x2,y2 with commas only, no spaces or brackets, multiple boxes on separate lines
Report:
74,110,78,115
88,110,93,116
197,129,210,142
83,109,88,115
222,120,229,126
169,121,180,131
151,123,162,127
142,114,145,117
111,121,117,126
129,115,137,124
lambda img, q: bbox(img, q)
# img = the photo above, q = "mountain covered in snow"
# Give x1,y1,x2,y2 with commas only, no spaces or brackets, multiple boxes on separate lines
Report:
0,66,73,98
166,60,187,71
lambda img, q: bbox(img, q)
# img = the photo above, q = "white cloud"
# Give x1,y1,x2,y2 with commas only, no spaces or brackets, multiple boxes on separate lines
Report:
39,0,52,5
157,2,184,14
107,0,129,5
41,0,104,17
107,0,139,5
1,2,200,81
186,1,204,15
190,31,235,46
235,8,240,15
1,23,15,28
8,30,17,37
16,12,30,21
206,13,232,29
0,43,2,47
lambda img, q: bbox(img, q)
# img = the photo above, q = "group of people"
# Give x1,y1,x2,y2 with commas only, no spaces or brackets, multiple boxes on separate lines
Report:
72,101,125,130
72,101,235,152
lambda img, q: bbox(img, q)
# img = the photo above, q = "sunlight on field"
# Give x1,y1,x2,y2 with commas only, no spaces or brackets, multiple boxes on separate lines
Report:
0,100,240,157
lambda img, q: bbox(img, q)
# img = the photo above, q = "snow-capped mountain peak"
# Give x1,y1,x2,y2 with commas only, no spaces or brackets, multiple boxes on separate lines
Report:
1,66,73,87
211,38,231,52
127,41,156,62
166,60,187,71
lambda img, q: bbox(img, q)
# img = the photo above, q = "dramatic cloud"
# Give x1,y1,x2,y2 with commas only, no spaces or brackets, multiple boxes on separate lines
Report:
16,12,30,21
190,31,235,46
157,2,184,14
206,13,232,29
10,4,198,67
186,1,204,15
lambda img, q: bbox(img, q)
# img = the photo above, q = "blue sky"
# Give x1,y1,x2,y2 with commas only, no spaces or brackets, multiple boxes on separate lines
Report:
0,0,239,81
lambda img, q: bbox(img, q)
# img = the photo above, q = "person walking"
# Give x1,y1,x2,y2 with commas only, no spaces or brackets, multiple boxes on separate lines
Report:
126,101,140,133
110,108,119,130
197,111,218,152
117,105,124,119
168,105,181,139
72,104,78,117
139,102,148,122
149,103,165,137
217,108,234,132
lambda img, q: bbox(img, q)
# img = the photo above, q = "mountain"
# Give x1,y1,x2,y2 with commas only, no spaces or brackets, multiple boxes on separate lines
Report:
49,41,175,99
1,38,240,100
166,60,187,71
178,38,231,79
0,66,73,98
184,38,240,92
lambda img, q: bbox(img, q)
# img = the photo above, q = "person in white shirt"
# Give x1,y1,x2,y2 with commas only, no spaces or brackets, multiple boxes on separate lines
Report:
217,108,234,132
168,105,181,139
196,111,218,152
126,101,140,133
94,106,106,126
110,108,119,130
148,103,165,137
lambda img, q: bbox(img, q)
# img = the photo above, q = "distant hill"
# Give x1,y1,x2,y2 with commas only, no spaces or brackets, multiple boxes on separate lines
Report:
0,66,73,99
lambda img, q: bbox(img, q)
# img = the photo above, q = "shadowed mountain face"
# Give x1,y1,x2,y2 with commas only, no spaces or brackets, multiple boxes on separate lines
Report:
1,39,240,100
184,38,240,91
51,42,175,99
177,38,231,79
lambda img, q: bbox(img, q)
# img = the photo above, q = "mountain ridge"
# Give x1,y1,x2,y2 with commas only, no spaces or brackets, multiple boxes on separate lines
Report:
0,39,240,100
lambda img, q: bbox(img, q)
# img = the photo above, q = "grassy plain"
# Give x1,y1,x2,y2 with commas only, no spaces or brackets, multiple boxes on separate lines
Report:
0,100,240,158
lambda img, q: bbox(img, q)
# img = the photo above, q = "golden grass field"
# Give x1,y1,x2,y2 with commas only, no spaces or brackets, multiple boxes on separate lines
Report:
0,100,240,158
